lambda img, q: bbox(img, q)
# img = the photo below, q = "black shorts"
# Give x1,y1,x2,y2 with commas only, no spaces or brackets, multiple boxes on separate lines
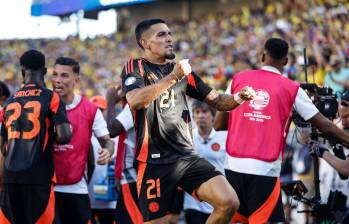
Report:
115,182,143,224
169,189,184,215
54,192,91,224
184,209,210,224
137,155,221,222
225,170,285,223
91,209,116,224
0,183,55,224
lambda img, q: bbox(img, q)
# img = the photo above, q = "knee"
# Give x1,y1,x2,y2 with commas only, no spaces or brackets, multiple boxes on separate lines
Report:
215,193,240,216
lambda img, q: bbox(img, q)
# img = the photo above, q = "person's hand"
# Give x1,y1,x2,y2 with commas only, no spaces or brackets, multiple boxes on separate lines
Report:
309,143,329,158
172,59,192,81
239,86,256,101
106,82,124,105
234,86,256,104
96,148,111,165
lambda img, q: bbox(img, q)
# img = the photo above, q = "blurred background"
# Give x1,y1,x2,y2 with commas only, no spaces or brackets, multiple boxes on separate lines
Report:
1,0,348,98
1,1,349,223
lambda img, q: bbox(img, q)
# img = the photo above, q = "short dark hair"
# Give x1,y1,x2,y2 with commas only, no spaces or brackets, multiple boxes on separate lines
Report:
54,57,80,74
191,100,216,117
135,18,166,49
264,38,289,60
0,81,10,99
20,49,45,70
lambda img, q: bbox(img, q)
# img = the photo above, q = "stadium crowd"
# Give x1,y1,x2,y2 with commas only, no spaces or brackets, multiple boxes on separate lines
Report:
1,0,348,95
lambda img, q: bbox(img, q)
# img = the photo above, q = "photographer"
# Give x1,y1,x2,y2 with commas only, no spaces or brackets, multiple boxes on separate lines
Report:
314,106,349,177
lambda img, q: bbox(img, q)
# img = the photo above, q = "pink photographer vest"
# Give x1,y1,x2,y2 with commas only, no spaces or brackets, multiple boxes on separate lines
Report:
54,97,97,184
226,69,299,162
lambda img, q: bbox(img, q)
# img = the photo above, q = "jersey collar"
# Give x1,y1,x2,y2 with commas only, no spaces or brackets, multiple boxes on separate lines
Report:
194,128,216,144
261,66,282,75
66,94,81,110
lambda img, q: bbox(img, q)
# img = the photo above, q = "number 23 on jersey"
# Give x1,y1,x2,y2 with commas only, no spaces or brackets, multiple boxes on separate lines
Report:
5,101,41,140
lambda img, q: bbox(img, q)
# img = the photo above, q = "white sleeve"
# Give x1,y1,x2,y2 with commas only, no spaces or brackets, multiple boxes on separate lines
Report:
92,109,109,138
110,137,118,158
225,80,233,94
293,88,319,121
116,104,134,131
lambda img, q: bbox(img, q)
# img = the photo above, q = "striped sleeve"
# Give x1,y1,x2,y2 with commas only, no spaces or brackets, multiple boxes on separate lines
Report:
121,58,145,93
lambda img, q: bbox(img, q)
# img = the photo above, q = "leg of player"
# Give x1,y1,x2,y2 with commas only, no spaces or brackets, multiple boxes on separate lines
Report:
144,216,171,224
196,175,239,224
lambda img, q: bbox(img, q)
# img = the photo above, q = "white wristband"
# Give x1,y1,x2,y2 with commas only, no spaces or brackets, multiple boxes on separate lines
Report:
179,59,192,76
233,93,245,104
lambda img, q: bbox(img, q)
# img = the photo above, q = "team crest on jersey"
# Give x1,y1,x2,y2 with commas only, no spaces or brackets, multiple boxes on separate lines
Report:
149,201,160,213
125,77,136,86
147,72,158,81
211,143,221,151
249,89,270,111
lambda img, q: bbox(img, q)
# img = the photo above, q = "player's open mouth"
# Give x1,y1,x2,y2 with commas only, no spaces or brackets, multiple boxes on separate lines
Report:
54,86,64,92
166,45,173,49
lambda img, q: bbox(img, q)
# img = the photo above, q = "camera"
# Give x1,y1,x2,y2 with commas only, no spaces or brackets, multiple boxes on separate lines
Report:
289,81,349,222
292,83,347,179
282,181,347,212
293,83,338,127
281,180,308,201
282,181,348,222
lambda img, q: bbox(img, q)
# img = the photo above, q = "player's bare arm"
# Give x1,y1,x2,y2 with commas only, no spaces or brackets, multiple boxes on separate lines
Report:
214,111,229,131
322,152,349,176
309,112,349,148
106,84,125,138
55,123,72,144
205,86,256,111
96,135,114,165
126,60,191,110
107,118,125,138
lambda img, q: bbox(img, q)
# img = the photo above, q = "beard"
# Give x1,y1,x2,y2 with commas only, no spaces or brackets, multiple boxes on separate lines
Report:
165,52,176,60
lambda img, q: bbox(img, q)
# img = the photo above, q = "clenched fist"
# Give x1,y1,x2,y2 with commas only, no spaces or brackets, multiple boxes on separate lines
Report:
172,59,192,81
238,86,256,101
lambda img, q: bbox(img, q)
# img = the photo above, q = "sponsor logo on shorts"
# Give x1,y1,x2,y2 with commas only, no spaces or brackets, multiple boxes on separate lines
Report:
149,201,160,213
211,143,220,151
151,153,161,158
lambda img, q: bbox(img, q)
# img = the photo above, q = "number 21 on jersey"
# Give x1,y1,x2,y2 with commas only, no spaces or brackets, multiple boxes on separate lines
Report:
159,89,175,109
146,178,161,199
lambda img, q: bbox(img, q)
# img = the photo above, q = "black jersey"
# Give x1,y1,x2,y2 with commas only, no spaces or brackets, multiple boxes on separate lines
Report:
122,58,212,164
0,83,68,184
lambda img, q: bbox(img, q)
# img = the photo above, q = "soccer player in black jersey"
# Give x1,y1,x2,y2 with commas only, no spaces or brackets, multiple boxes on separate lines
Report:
121,19,255,224
0,50,71,224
